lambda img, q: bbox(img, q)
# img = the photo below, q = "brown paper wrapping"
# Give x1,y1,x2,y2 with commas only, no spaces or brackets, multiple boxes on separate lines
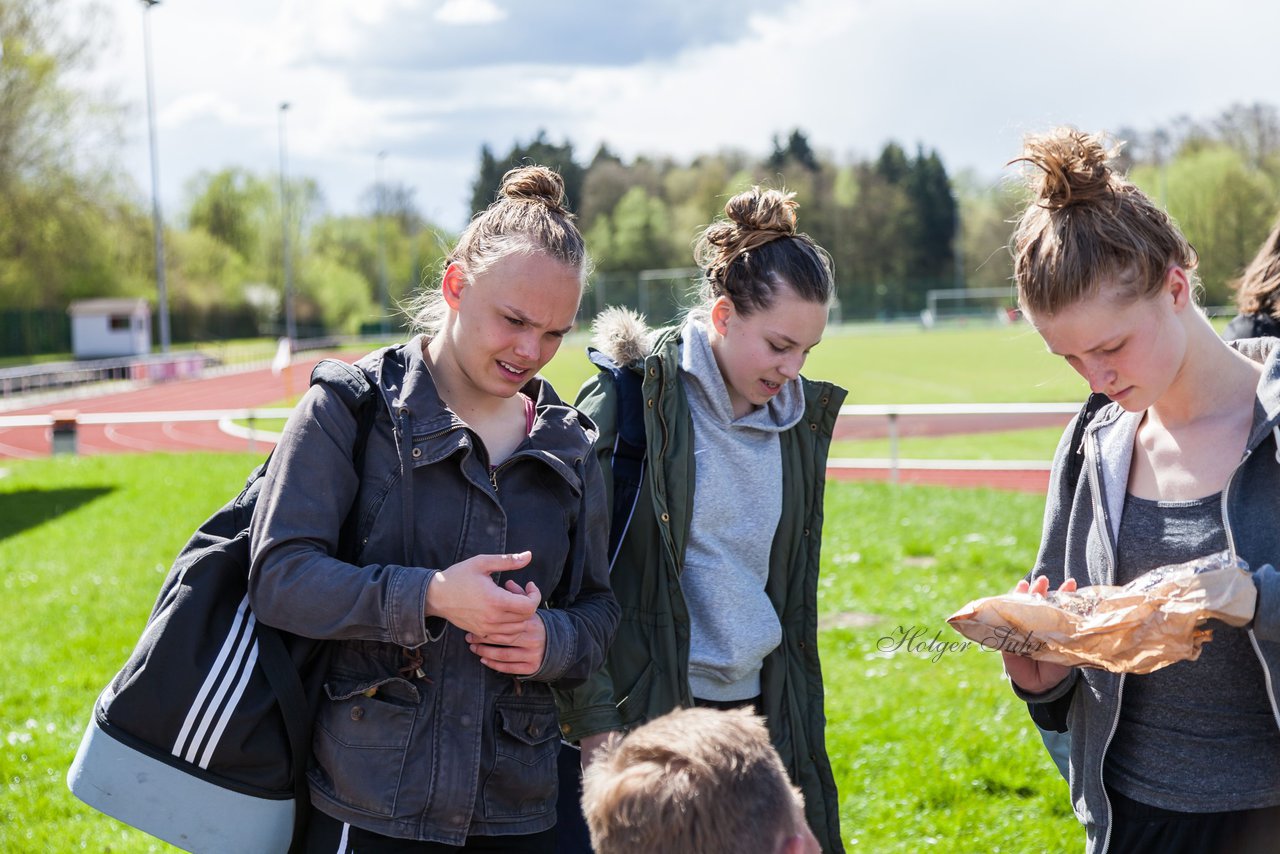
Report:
946,552,1257,675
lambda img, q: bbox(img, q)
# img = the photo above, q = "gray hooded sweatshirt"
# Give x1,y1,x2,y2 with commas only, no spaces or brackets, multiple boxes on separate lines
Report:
1016,338,1280,853
678,317,805,701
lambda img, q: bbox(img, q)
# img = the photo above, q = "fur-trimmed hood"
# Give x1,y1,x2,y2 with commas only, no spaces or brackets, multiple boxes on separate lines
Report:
589,306,656,367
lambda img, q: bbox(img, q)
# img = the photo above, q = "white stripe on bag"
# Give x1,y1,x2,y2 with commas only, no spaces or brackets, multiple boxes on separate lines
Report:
337,822,350,853
184,612,257,764
171,594,255,762
197,638,259,769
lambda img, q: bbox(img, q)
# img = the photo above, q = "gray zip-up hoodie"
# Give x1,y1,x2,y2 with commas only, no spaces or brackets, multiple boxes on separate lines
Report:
1015,338,1280,853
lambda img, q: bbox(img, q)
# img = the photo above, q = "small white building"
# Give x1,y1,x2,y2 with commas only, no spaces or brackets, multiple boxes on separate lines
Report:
69,298,151,359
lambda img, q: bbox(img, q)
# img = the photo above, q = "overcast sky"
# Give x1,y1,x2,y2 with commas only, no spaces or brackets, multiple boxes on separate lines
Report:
89,0,1280,232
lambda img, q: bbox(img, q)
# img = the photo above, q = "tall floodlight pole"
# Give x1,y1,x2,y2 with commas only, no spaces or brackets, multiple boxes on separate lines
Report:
278,102,297,344
376,151,390,335
141,0,171,353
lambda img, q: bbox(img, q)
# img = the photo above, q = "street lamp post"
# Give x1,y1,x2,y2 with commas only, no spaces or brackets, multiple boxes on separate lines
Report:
376,151,390,335
278,102,297,344
141,0,171,353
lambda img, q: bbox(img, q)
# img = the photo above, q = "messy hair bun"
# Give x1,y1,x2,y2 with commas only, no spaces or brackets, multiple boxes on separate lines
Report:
1016,129,1118,211
695,186,832,316
499,165,570,215
408,164,587,335
1010,127,1197,316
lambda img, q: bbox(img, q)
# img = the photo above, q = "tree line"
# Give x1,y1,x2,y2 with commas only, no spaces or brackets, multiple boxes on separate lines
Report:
2,1,1278,357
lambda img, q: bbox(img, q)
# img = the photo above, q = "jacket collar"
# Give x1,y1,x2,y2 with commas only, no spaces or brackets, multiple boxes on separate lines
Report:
359,336,597,458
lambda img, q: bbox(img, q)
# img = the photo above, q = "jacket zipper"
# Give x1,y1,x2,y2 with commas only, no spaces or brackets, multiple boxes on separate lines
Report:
1085,427,1123,854
1226,449,1280,734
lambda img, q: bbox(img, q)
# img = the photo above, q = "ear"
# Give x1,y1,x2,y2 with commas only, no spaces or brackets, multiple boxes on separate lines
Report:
441,263,468,311
710,295,734,335
779,833,807,854
1165,265,1192,312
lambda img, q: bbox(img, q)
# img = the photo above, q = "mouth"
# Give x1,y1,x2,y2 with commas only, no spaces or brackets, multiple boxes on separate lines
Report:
760,379,782,394
497,360,532,381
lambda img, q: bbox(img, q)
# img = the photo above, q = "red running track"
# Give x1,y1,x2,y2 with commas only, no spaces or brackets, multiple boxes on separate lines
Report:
0,356,1063,492
0,354,345,460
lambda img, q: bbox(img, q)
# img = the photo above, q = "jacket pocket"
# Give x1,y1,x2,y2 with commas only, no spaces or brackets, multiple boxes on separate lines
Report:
615,660,657,726
481,699,560,820
312,676,420,817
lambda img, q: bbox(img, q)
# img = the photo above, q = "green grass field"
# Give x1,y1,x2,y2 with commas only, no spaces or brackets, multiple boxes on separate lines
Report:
0,453,1079,852
539,321,1089,405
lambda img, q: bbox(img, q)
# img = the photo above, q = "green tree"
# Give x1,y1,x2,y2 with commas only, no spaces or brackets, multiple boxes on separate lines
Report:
767,129,820,173
0,0,140,313
953,170,1024,293
1134,144,1278,304
184,168,274,264
594,186,677,272
469,130,585,216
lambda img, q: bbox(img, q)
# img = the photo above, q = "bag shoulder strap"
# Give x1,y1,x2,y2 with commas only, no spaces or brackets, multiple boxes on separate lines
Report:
1062,391,1111,492
587,348,647,569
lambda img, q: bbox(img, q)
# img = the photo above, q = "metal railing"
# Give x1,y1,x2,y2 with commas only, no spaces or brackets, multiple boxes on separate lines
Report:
833,402,1078,482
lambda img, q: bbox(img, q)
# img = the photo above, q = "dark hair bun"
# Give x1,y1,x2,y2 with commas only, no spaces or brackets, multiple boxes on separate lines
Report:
499,165,568,213
723,187,798,235
1015,129,1118,210
696,186,798,265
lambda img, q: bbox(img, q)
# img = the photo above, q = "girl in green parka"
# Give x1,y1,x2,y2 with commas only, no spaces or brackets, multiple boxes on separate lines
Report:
555,187,847,852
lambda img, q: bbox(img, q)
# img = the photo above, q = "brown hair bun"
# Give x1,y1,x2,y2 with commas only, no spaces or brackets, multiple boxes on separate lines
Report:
692,186,833,316
696,187,798,270
1015,128,1117,210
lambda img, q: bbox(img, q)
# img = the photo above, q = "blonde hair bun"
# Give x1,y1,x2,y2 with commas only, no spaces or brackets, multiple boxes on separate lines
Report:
499,165,568,214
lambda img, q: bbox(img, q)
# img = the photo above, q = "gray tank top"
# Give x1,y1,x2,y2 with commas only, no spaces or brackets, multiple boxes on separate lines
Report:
1104,491,1280,812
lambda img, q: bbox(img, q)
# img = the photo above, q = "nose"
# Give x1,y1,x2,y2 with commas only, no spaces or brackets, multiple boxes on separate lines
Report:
778,352,804,380
513,330,539,361
1080,358,1115,394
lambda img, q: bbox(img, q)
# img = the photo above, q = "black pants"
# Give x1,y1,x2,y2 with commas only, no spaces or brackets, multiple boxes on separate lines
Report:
1107,786,1280,854
305,809,557,854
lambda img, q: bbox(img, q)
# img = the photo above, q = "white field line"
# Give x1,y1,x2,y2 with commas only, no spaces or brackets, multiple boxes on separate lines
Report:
218,417,283,444
103,424,170,453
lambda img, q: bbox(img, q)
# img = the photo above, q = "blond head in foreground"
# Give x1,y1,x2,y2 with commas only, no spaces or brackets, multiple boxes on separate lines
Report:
581,708,820,854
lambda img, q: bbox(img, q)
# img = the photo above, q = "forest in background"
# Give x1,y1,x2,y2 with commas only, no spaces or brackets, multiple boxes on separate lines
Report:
3,0,1279,356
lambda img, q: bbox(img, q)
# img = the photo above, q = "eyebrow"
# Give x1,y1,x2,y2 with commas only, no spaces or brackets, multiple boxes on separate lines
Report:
507,306,575,336
1047,335,1122,358
770,332,822,349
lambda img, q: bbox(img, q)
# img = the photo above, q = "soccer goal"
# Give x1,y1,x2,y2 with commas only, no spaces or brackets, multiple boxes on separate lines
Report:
922,287,1018,328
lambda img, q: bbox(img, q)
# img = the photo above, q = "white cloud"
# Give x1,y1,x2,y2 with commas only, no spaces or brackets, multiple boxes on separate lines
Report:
435,0,507,26
82,0,1280,231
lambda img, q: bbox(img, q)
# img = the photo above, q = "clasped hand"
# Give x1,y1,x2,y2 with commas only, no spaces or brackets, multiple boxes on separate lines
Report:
425,551,547,676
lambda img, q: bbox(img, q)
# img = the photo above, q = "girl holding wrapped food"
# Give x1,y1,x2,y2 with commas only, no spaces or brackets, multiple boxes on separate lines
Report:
1000,127,1280,853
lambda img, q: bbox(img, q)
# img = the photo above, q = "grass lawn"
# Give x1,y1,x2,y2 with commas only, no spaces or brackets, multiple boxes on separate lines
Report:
0,453,1078,852
537,321,1091,406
